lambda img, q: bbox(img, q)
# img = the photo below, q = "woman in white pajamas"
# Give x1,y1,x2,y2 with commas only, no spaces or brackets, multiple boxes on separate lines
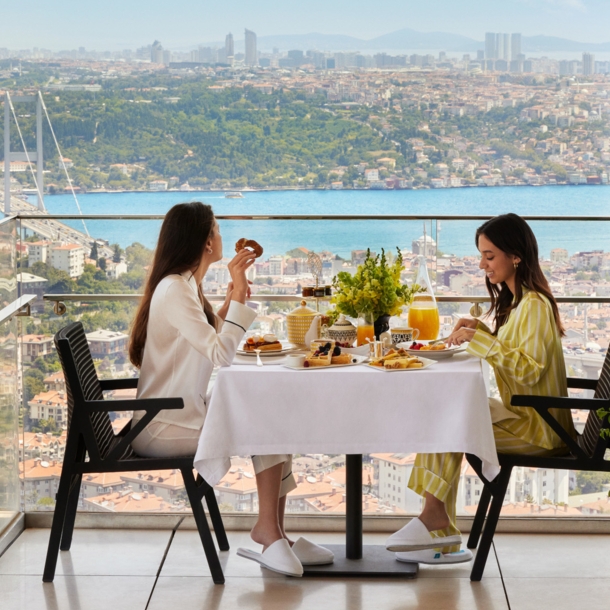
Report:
129,202,332,577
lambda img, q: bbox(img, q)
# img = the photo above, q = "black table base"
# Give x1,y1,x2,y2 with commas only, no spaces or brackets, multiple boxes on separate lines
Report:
302,455,418,578
302,545,418,578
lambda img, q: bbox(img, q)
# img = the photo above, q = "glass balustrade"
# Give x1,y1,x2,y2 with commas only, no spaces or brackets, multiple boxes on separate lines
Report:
12,214,610,520
0,218,21,538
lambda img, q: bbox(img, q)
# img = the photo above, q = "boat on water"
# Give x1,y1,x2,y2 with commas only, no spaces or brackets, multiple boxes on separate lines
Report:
225,191,244,199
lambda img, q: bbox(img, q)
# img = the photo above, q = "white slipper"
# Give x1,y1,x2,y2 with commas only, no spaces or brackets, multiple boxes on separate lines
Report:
385,518,462,552
396,548,473,565
236,539,303,577
292,537,334,566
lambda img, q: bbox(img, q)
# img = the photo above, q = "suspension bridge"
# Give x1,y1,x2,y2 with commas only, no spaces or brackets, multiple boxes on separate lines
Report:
2,90,111,257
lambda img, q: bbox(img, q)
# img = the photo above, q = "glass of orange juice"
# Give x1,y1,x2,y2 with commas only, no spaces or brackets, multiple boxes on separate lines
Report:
408,296,440,341
357,312,375,346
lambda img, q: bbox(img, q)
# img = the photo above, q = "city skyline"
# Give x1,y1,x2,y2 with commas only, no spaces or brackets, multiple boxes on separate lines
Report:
2,1,610,51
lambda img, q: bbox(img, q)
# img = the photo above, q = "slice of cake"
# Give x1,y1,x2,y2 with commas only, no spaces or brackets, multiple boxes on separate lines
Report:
243,334,282,352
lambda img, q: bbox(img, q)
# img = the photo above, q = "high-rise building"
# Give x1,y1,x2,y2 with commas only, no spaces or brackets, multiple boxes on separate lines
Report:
485,33,496,60
502,33,511,61
225,33,234,60
151,40,163,64
511,33,522,60
245,29,257,66
494,33,510,61
583,52,595,76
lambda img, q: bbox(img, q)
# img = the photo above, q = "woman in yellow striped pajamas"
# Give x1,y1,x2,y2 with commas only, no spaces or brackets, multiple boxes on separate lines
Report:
386,213,575,565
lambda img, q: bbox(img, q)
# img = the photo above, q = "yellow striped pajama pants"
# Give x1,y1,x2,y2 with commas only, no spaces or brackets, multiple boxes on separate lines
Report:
407,423,566,553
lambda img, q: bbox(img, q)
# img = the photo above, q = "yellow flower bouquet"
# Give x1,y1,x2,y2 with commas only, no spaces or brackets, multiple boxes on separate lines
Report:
331,248,420,319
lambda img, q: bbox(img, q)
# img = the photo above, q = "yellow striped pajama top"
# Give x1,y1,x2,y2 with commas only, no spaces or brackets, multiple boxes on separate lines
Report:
466,290,575,450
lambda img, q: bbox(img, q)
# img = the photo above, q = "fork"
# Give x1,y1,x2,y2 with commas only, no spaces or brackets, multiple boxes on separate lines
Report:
254,349,263,367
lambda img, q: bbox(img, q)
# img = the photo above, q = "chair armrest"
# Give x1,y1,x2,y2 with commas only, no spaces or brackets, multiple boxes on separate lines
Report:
511,394,610,459
100,378,139,391
511,395,607,411
84,397,184,413
567,377,598,391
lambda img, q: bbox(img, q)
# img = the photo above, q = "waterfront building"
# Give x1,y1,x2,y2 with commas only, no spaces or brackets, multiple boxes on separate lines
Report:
49,243,85,278
28,391,68,428
21,334,54,363
85,329,129,358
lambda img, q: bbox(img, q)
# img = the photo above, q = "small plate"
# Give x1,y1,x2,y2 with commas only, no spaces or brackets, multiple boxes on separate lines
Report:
237,343,295,357
283,354,368,370
396,341,466,361
367,356,436,372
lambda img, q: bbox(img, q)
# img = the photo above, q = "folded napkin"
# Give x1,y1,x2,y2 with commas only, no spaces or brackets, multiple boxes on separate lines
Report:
304,315,321,347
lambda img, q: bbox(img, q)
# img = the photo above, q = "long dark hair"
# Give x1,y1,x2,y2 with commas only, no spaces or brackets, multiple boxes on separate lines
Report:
129,201,217,367
476,213,564,336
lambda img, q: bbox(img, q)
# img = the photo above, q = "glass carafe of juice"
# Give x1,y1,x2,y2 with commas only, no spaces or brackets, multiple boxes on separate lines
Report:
357,312,375,346
408,255,440,340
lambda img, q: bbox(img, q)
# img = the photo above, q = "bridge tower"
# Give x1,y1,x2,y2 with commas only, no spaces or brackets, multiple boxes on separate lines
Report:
3,92,44,214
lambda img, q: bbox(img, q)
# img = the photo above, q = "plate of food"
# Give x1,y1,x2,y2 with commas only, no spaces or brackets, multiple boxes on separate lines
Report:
367,348,435,371
237,334,295,356
283,341,367,370
397,340,466,361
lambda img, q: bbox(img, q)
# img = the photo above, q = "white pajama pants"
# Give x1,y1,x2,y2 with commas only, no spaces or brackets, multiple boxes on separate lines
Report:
131,421,297,497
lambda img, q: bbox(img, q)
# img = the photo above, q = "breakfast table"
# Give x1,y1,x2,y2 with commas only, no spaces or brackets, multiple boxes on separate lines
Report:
194,351,498,578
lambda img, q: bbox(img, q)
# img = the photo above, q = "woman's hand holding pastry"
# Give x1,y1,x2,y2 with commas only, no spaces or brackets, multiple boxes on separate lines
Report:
228,249,256,303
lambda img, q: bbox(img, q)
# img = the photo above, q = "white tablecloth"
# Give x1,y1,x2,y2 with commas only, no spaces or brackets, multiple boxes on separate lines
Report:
194,353,500,486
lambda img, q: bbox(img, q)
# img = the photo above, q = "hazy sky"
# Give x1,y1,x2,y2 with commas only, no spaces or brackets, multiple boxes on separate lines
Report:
2,0,609,50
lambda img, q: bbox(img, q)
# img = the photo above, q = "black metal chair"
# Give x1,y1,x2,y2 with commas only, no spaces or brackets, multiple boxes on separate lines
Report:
43,322,228,584
466,350,610,581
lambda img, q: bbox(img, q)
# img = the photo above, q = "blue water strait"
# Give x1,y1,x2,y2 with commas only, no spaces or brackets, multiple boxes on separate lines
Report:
35,186,610,259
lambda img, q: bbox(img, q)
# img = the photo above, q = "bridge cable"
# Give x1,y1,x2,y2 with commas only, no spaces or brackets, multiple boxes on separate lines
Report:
38,91,89,237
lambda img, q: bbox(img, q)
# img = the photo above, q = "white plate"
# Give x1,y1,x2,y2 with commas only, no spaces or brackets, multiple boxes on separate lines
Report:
396,341,466,361
342,345,371,357
283,354,368,370
237,343,295,357
367,356,436,372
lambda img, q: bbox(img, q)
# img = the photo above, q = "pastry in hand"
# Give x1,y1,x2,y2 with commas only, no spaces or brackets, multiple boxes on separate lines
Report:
235,238,264,258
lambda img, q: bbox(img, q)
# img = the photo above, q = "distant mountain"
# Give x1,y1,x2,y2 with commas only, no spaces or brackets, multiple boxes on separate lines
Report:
247,29,480,53
253,33,365,52
211,29,610,55
365,29,479,52
523,35,610,53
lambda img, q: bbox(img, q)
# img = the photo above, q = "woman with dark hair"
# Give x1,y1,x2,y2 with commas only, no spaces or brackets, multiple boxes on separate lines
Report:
385,213,575,565
129,202,332,577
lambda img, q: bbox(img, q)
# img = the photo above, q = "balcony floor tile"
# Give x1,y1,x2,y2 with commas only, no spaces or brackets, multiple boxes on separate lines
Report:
492,533,610,578
0,528,171,576
0,574,155,610
149,575,509,610
503,578,610,610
